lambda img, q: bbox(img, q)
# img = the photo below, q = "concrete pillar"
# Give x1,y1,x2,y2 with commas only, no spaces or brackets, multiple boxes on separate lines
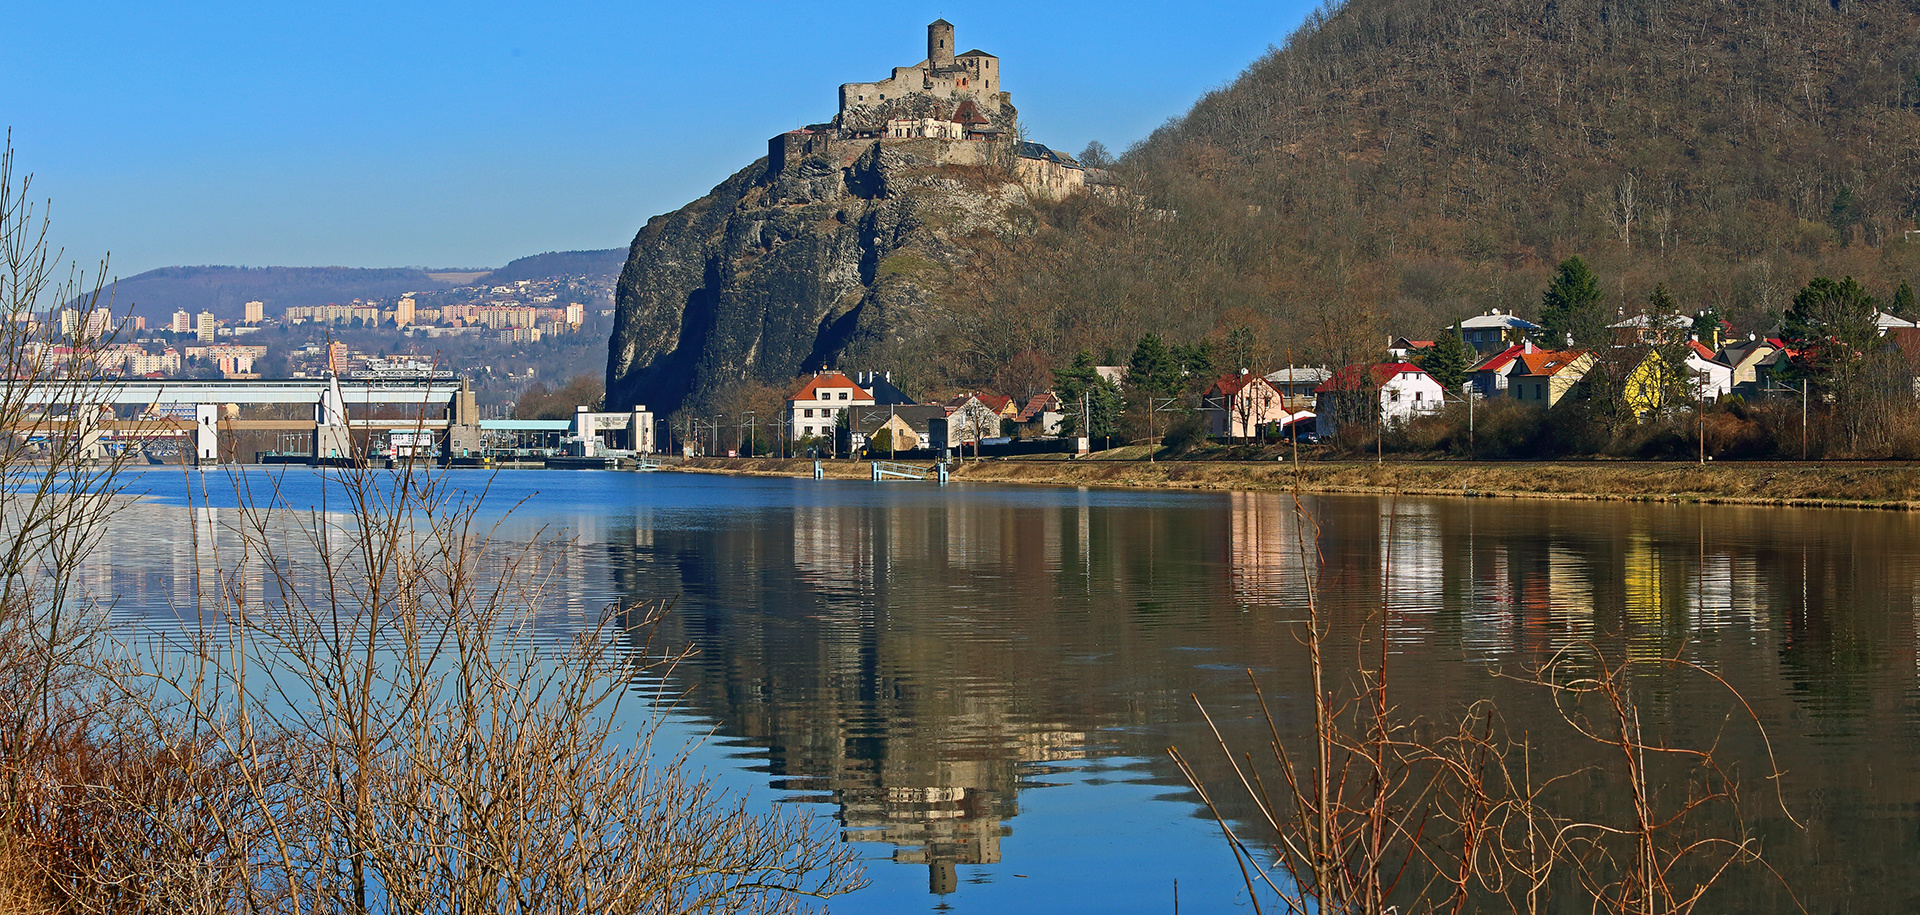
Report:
312,375,353,462
570,405,597,457
630,406,654,453
195,404,219,463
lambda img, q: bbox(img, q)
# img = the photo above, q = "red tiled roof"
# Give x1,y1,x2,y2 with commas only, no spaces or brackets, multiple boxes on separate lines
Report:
1014,392,1059,423
1314,363,1430,392
1471,343,1528,374
954,99,988,125
788,371,872,402
1513,350,1588,377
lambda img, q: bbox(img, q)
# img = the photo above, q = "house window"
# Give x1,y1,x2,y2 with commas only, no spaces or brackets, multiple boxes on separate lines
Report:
1536,383,1545,399
838,391,848,400
804,426,814,435
804,409,813,418
1414,391,1423,402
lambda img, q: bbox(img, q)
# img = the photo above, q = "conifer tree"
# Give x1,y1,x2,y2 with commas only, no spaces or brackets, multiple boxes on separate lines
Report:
1416,323,1469,392
1892,281,1917,321
1538,256,1607,347
1781,276,1878,381
1126,333,1182,396
1053,351,1122,441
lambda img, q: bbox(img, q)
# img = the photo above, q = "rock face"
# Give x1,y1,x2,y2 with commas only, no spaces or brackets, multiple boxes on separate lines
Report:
605,135,1024,416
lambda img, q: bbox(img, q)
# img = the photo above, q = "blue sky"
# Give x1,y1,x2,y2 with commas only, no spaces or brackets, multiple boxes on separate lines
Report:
7,1,1313,279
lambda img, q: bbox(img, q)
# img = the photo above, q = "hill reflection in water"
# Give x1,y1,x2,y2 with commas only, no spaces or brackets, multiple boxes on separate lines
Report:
102,468,1920,913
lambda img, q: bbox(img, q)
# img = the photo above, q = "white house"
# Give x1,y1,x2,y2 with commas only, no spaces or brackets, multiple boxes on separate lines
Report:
787,371,874,440
1313,362,1444,433
1686,340,1734,400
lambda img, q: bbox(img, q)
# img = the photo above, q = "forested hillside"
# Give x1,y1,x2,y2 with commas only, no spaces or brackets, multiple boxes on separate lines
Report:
939,0,1920,378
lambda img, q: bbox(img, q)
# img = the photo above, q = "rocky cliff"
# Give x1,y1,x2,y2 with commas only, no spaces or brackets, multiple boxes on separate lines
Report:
605,135,1029,415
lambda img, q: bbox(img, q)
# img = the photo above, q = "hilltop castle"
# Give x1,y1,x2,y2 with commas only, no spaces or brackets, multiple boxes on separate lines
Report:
834,20,1013,138
768,19,1107,201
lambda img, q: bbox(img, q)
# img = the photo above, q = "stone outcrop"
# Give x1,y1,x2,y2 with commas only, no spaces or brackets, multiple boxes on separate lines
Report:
605,136,1028,416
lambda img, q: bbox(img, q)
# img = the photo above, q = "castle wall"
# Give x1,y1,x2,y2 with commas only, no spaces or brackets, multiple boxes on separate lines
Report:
1014,155,1085,201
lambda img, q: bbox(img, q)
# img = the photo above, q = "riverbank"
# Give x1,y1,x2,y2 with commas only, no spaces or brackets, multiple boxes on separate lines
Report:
671,455,1920,509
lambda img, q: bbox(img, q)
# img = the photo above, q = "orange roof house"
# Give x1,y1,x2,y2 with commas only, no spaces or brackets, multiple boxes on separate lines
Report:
1507,349,1594,406
788,371,874,440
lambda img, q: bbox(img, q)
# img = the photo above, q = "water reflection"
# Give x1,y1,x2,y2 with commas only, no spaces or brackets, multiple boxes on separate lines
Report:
99,469,1920,913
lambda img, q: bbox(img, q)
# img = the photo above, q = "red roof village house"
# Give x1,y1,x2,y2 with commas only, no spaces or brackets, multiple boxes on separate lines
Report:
787,371,874,441
1313,363,1444,434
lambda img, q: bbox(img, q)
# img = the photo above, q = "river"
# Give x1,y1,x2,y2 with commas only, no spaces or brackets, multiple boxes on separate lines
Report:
96,466,1920,913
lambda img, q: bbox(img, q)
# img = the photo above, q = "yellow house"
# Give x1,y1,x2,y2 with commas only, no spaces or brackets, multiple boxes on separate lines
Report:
1507,350,1595,406
1618,350,1688,418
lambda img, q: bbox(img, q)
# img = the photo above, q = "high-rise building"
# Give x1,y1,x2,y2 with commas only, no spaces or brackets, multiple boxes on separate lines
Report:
196,311,216,343
395,295,415,326
172,310,193,334
85,308,114,340
327,341,348,375
243,300,264,324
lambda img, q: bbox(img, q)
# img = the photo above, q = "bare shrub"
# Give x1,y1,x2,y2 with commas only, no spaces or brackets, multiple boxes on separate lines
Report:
136,464,865,914
1175,494,1801,915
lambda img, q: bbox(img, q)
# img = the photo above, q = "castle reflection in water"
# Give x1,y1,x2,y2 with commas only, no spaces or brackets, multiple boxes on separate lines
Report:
97,473,1920,908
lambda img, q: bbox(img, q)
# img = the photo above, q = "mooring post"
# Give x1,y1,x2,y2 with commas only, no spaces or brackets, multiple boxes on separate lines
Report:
871,461,880,481
813,459,823,480
936,461,948,485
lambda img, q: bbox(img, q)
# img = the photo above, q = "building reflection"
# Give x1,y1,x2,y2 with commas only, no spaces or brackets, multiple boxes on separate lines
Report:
76,477,1920,912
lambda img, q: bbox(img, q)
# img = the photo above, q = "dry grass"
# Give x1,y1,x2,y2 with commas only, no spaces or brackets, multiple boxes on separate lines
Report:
675,455,1920,508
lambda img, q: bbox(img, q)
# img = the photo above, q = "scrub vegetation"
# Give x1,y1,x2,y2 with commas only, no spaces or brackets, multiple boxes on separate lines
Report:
0,138,862,913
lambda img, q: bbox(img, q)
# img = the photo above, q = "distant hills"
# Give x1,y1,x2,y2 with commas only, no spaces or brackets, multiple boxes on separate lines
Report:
477,249,626,286
85,249,626,324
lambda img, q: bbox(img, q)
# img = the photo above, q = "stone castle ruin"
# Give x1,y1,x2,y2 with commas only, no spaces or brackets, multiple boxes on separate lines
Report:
835,20,1013,140
766,19,1110,202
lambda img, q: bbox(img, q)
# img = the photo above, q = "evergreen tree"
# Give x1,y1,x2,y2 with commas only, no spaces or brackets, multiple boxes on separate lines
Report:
1126,333,1182,396
1892,281,1917,321
1647,282,1678,315
1416,323,1469,392
1781,276,1878,381
1171,339,1218,395
1052,351,1122,441
1538,256,1607,347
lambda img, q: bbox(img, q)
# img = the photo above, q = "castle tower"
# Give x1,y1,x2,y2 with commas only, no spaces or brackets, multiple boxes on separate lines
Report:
928,19,954,68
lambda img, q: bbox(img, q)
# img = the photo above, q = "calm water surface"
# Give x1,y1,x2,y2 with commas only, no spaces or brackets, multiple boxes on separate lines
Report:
96,467,1920,913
